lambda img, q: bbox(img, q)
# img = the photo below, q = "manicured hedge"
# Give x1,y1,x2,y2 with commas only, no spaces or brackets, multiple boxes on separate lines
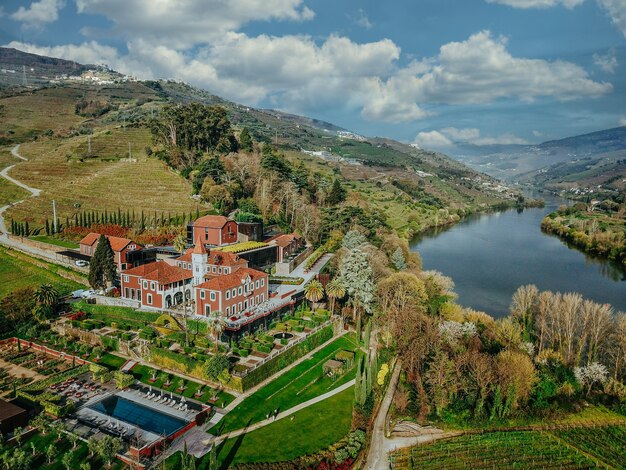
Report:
230,325,334,392
149,347,205,379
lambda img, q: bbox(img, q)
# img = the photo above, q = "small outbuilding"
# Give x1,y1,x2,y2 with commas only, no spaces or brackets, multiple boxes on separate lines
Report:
0,399,29,436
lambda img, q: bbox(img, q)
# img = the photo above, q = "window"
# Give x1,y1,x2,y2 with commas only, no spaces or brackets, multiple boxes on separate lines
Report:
129,244,136,250
232,305,236,314
124,288,129,298
205,305,211,315
226,291,230,300
226,307,230,315
232,288,236,298
210,292,216,301
261,279,265,287
256,280,259,289
124,275,129,283
212,266,216,273
200,291,205,299
239,286,243,295
147,294,152,305
261,293,264,302
244,300,248,309
238,302,242,311
150,282,155,290
218,267,222,274
143,281,148,289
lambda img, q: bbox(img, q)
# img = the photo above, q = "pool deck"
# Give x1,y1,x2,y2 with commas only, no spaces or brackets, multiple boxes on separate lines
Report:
75,384,207,447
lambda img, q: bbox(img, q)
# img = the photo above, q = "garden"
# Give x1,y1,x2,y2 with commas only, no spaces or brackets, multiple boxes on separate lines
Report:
213,333,360,435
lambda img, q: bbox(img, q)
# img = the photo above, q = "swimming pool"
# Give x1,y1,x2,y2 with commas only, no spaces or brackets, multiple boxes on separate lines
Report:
88,395,188,436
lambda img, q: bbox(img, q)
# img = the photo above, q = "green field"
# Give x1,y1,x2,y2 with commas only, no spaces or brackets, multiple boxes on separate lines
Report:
30,235,80,249
211,333,360,435
0,247,86,299
76,301,161,329
0,175,30,207
168,386,354,469
390,425,626,469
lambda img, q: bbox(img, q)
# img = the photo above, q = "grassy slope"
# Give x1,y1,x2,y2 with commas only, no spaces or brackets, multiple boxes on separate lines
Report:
212,333,360,435
0,246,86,298
166,386,354,468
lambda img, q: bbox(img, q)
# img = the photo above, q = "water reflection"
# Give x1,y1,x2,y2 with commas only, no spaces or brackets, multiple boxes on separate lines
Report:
410,203,626,317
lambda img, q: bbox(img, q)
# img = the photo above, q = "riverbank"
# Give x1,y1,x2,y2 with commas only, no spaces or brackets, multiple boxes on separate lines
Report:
541,206,626,268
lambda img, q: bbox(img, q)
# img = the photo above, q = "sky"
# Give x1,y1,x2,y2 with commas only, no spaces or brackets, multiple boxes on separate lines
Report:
1,0,625,153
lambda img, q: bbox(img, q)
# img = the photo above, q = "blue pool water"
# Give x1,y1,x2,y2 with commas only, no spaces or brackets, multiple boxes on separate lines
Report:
89,395,188,436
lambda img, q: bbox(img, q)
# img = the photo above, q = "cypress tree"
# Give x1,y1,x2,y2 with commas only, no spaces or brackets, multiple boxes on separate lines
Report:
364,319,372,350
24,221,30,237
88,235,117,289
45,219,50,236
328,178,347,205
74,213,78,227
11,219,15,234
356,314,362,343
354,356,362,405
117,208,122,225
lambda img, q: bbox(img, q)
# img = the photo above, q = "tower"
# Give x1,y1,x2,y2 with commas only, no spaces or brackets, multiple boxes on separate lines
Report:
191,236,208,286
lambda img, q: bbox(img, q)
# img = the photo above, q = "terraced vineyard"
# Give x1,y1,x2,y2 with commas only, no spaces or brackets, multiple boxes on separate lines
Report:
389,428,626,469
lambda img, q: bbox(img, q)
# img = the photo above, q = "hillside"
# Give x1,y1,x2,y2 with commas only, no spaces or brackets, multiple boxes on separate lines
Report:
0,47,521,239
454,127,626,187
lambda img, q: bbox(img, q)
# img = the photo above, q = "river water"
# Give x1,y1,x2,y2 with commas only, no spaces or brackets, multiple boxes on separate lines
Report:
410,200,626,318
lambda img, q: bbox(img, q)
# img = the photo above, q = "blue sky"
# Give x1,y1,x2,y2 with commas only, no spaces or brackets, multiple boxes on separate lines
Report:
1,0,625,151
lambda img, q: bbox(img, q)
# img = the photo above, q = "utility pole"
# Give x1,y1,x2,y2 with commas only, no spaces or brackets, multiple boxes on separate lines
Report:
52,200,58,233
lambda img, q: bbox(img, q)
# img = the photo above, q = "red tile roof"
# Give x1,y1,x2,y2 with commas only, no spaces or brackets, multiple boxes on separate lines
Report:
193,236,207,254
193,215,231,229
271,233,302,248
123,261,192,285
176,249,247,267
196,268,266,291
79,233,139,252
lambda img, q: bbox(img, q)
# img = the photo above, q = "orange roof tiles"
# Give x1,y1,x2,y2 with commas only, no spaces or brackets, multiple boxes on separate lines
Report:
193,215,231,229
79,233,139,252
196,268,266,291
123,261,192,285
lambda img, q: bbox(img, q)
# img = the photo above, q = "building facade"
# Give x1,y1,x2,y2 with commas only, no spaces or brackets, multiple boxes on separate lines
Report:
79,233,144,271
187,215,238,247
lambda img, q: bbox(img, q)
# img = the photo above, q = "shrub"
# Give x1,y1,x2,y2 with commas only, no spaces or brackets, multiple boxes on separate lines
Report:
294,325,304,333
239,349,250,357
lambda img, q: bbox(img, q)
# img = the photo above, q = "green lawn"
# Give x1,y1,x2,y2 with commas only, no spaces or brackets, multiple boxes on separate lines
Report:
167,386,354,469
0,246,86,299
88,352,127,370
20,431,125,470
76,301,160,329
212,333,360,435
130,363,235,407
30,235,80,249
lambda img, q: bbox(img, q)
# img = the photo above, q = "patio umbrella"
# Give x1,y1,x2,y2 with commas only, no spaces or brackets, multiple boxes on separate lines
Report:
170,391,173,400
149,386,152,393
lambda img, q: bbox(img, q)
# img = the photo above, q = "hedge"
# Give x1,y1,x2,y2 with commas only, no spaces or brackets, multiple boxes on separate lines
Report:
101,335,119,351
303,247,325,270
149,347,205,380
230,325,334,392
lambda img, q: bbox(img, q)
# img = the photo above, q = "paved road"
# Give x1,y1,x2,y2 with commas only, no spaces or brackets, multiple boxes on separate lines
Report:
213,378,356,443
364,360,401,470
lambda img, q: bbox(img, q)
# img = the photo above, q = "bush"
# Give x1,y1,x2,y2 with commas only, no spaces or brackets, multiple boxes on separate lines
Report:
294,325,304,333
231,325,333,391
101,335,119,351
239,349,250,357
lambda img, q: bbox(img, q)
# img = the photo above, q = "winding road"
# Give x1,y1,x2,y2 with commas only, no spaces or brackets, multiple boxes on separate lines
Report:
0,144,60,261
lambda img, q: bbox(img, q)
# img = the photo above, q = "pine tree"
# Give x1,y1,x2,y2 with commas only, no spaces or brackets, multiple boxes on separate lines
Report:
391,247,407,270
88,235,117,289
327,178,347,205
364,319,372,350
239,127,253,152
45,219,50,236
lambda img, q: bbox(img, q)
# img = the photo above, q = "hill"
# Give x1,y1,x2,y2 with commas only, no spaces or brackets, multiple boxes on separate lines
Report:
0,47,522,239
454,127,626,189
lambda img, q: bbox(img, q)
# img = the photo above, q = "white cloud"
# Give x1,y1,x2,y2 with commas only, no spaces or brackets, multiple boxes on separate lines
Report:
620,117,626,126
486,0,584,8
353,9,373,29
413,131,454,149
593,48,618,73
487,0,626,37
6,29,612,124
533,130,543,137
414,127,529,150
75,0,315,49
11,0,65,28
597,0,626,37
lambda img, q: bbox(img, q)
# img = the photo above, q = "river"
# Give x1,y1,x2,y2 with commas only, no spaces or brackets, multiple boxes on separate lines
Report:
410,200,626,318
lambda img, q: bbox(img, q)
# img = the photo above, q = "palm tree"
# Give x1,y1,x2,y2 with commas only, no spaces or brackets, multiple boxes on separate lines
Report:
173,233,187,254
326,279,346,316
34,284,59,307
304,279,324,310
207,311,225,353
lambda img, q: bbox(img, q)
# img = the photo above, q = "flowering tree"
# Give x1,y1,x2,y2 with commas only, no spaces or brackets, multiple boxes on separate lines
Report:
574,362,608,396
